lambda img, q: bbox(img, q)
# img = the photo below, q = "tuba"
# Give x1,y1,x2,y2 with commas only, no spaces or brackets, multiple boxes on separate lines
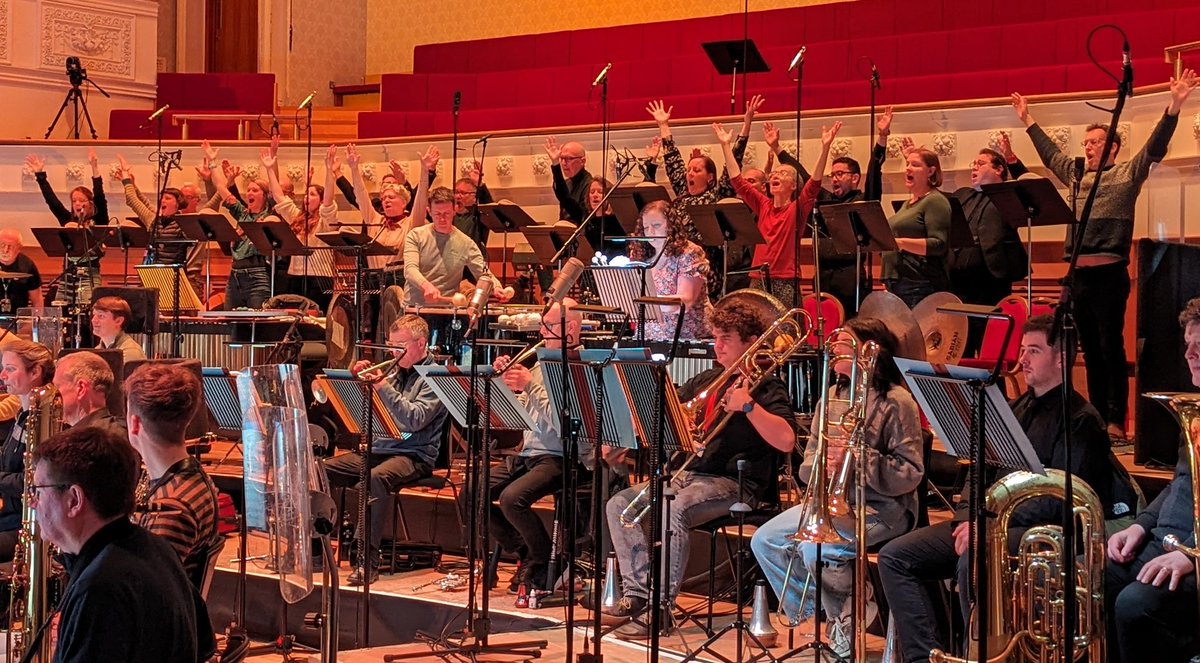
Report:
7,383,63,663
617,308,812,527
1145,393,1200,569
930,469,1107,663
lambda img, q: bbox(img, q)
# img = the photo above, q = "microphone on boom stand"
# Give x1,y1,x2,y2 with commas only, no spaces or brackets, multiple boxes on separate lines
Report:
542,258,585,314
788,46,806,73
1121,40,1134,97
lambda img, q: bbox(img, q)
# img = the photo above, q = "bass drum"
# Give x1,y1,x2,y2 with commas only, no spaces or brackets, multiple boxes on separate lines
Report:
716,288,786,327
376,285,405,346
325,293,357,369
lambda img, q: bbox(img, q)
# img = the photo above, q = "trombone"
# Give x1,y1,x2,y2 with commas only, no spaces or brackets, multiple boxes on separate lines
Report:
313,347,406,404
617,308,813,528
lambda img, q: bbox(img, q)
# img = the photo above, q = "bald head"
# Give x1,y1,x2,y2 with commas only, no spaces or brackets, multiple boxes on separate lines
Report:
542,297,583,348
560,142,587,178
742,168,767,194
0,228,22,266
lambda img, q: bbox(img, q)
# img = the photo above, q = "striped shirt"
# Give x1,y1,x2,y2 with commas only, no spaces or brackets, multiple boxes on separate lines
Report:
134,457,221,581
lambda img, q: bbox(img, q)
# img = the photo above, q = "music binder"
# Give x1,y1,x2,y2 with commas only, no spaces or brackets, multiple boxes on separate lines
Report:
536,348,641,449
413,364,535,432
314,368,404,439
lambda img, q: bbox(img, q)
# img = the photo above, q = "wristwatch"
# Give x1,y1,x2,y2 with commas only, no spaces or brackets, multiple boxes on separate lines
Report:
741,401,754,414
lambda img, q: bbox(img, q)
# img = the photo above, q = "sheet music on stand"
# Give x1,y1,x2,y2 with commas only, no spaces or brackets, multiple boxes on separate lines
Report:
414,365,535,432
316,369,403,439
201,367,242,437
591,264,663,322
895,358,1044,473
609,355,693,455
135,264,204,312
537,348,640,449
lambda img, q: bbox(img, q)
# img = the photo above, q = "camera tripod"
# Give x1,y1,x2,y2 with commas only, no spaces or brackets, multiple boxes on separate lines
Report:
45,77,109,140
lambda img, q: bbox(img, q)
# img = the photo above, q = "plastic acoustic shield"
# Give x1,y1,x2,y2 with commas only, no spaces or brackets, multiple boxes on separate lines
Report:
237,363,315,604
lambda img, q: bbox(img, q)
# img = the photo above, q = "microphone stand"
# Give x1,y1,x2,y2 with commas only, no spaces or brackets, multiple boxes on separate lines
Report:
452,91,462,196
865,60,880,305
300,96,315,301
1050,35,1131,663
792,51,807,312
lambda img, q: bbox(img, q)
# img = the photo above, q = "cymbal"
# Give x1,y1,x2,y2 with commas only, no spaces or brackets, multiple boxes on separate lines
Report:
912,292,968,365
0,271,31,280
857,291,925,361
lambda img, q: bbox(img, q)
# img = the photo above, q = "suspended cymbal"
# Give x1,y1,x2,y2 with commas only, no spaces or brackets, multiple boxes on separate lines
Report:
857,291,925,360
912,292,969,365
0,271,31,280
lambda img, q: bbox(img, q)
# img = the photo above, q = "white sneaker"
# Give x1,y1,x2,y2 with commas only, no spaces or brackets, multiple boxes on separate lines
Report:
827,615,852,660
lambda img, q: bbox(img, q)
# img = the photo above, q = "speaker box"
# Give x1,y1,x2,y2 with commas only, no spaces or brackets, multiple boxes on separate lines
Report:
1134,239,1200,466
91,287,160,335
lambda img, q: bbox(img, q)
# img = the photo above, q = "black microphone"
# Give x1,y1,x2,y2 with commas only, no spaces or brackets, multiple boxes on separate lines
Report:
1121,40,1133,97
591,63,613,87
453,90,462,114
1073,156,1086,182
871,63,881,90
297,91,316,111
147,104,170,122
474,134,492,144
788,46,807,73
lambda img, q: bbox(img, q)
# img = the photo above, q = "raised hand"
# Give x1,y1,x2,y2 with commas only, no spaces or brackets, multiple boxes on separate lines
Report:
324,144,338,169
116,154,132,180
201,139,219,162
996,131,1016,161
643,136,662,161
762,122,781,153
742,94,765,127
419,145,440,172
711,122,734,146
388,159,408,185
543,136,562,164
900,136,916,157
269,132,281,158
646,99,673,125
1168,68,1199,114
24,154,45,173
259,147,276,169
1011,92,1031,126
877,106,894,137
87,147,99,167
466,160,482,185
222,160,242,182
195,157,212,181
345,143,361,167
821,121,843,146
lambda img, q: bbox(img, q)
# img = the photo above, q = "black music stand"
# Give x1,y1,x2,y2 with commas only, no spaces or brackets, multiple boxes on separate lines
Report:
201,367,242,439
177,211,240,303
524,223,597,269
821,200,897,312
702,39,770,114
478,200,538,286
591,264,663,341
241,221,309,299
32,226,102,348
607,184,674,235
318,231,394,348
104,223,151,285
979,178,1075,308
690,199,765,296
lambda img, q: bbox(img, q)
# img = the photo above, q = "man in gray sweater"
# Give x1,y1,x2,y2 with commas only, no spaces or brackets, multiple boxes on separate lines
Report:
1011,68,1198,443
1103,297,1200,663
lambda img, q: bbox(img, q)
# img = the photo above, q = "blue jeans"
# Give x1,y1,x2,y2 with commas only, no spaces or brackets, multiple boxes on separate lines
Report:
605,471,739,602
751,503,907,623
226,266,271,309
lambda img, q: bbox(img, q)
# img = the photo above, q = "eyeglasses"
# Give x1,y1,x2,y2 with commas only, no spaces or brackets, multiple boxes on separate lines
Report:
31,483,69,499
829,170,854,179
560,155,584,163
1080,138,1107,147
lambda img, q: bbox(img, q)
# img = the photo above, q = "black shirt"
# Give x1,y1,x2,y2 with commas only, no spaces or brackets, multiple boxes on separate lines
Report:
55,518,214,663
678,367,793,500
0,409,26,532
0,253,42,313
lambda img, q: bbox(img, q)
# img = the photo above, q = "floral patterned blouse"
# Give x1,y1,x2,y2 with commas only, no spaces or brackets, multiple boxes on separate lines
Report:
643,240,713,341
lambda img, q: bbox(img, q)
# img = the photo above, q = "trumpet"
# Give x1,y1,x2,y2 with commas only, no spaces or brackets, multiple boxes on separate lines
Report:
494,340,546,376
312,355,403,404
356,356,402,380
618,308,812,528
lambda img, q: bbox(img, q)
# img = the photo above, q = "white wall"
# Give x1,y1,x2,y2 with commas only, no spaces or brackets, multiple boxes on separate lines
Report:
0,0,159,140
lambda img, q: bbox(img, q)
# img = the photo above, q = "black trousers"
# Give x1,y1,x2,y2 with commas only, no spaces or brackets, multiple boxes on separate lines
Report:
878,521,1027,663
324,452,430,554
1072,262,1131,427
1106,538,1198,663
483,454,563,567
820,261,866,319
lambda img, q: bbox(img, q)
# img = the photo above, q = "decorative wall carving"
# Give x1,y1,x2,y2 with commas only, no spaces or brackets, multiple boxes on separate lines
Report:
932,132,957,158
830,137,853,159
1045,126,1072,153
0,0,11,65
40,2,134,80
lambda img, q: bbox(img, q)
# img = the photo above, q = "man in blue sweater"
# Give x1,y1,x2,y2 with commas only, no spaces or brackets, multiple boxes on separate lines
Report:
1104,297,1200,663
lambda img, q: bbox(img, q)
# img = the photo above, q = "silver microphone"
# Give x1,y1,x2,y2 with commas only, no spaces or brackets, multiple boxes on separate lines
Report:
297,91,316,111
591,63,613,87
788,47,807,72
543,257,586,311
466,276,495,334
147,104,170,122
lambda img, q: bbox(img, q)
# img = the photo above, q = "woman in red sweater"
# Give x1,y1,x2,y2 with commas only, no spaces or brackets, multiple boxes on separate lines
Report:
715,121,841,307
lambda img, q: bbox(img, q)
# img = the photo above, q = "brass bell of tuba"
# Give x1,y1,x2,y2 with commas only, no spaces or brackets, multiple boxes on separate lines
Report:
7,383,63,663
930,469,1107,663
1145,392,1200,563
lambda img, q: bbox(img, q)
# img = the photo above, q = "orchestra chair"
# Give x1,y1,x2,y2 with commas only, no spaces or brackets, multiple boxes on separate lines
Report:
957,295,1030,394
803,293,846,348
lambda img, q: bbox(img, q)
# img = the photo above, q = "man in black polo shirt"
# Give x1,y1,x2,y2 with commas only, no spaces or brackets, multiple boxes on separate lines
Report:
0,228,43,315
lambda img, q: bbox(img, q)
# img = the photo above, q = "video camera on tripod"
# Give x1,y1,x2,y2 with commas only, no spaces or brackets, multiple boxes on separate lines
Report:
45,55,110,140
65,56,86,87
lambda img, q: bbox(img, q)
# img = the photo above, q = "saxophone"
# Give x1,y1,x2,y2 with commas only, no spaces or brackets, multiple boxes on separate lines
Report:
6,383,63,663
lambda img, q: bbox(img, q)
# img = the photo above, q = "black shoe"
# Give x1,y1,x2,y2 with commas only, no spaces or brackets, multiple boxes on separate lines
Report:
507,564,526,594
600,595,646,626
347,565,379,586
613,605,664,640
521,562,550,592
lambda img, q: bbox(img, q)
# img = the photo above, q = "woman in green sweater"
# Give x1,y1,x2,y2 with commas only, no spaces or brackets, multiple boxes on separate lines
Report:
882,148,951,308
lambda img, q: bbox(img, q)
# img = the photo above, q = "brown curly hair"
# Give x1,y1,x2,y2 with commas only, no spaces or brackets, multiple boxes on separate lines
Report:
1180,298,1200,329
709,301,767,342
628,200,691,261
